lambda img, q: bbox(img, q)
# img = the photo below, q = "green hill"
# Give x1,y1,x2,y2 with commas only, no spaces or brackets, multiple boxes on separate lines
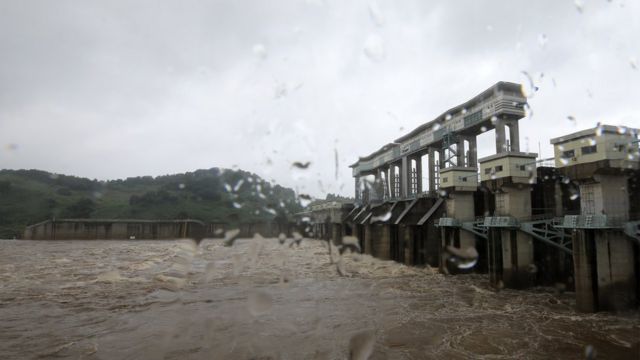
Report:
0,168,303,238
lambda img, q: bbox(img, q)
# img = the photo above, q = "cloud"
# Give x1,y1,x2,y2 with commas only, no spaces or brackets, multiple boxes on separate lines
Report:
0,0,638,197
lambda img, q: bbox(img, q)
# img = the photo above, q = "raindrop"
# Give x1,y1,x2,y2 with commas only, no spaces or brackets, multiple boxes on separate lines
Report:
480,126,487,132
433,122,442,131
224,183,232,192
292,161,311,169
233,179,245,192
278,233,287,245
247,290,273,316
570,193,579,200
595,125,604,137
616,126,628,134
520,71,538,98
527,264,538,274
335,257,348,276
486,24,493,32
446,246,479,270
562,177,571,184
554,282,567,294
370,211,392,223
584,345,596,360
558,144,565,151
93,191,103,199
5,143,18,151
232,254,244,275
559,157,570,166
274,82,288,99
588,138,596,146
445,114,452,121
223,229,241,246
490,116,498,125
252,43,268,60
574,0,584,13
538,33,548,48
298,194,313,207
178,183,186,189
363,34,385,62
567,115,577,126
232,202,243,209
339,236,361,254
349,330,375,360
461,108,468,114
630,57,638,70
367,1,385,27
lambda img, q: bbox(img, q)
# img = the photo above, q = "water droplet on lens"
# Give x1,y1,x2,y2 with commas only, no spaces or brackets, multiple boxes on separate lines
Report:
595,125,604,137
584,344,596,360
630,57,638,70
433,122,442,131
446,246,479,270
538,33,548,48
178,183,185,189
252,43,268,60
223,229,241,246
480,126,487,132
368,1,385,27
574,0,584,13
247,290,273,316
292,161,311,169
232,202,243,209
616,126,627,134
570,193,579,200
349,330,375,360
527,264,538,274
363,34,385,62
445,114,452,121
490,116,498,124
371,211,392,223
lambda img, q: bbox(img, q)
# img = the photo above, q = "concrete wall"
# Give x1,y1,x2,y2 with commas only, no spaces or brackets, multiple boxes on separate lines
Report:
24,219,206,240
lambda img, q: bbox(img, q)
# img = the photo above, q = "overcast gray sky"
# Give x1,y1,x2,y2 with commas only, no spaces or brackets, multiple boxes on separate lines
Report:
1,0,638,197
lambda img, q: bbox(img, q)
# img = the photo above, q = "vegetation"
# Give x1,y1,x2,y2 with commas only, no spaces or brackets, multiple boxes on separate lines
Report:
0,168,302,238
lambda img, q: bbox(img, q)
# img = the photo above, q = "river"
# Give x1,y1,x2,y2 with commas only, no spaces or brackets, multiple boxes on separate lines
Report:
1,238,638,359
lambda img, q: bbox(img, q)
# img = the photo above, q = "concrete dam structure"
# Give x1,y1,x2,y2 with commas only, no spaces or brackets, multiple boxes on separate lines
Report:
306,81,640,313
23,219,211,240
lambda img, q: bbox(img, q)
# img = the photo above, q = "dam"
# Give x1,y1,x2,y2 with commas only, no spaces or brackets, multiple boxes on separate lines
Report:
304,81,640,313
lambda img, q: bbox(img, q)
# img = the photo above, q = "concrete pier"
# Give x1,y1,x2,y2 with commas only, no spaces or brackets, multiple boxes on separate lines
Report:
551,125,639,312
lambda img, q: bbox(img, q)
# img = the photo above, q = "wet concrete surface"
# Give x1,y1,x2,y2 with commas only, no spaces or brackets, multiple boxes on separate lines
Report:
1,238,639,359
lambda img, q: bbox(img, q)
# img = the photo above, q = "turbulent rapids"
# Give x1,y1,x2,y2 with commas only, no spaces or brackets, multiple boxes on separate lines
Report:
1,238,638,359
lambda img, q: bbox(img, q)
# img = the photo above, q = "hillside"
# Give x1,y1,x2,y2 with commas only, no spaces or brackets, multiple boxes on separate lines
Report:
0,168,303,238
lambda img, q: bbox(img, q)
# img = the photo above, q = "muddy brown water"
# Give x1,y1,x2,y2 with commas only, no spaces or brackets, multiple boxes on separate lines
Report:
1,238,638,359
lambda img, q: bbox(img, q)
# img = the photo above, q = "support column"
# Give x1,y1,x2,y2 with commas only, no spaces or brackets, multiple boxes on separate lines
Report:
495,120,507,153
415,155,423,194
508,121,520,152
456,139,465,167
497,187,534,289
573,175,636,312
468,137,477,167
389,166,396,199
428,148,436,193
401,157,409,198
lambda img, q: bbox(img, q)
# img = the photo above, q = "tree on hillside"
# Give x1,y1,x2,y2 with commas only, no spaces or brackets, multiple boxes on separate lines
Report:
62,198,95,218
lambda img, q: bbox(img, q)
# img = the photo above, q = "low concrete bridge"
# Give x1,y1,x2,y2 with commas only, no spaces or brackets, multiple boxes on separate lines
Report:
308,81,640,313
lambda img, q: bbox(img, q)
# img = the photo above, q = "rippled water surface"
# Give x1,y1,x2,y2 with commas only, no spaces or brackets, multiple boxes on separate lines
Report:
1,238,639,359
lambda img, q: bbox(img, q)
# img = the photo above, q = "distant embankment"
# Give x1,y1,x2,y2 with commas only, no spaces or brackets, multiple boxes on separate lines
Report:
23,219,296,240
